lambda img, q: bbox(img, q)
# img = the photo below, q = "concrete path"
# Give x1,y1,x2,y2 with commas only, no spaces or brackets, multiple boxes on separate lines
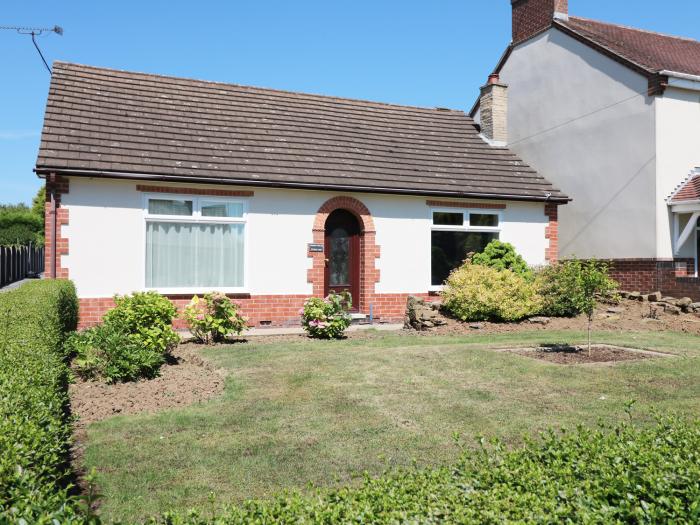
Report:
0,278,36,293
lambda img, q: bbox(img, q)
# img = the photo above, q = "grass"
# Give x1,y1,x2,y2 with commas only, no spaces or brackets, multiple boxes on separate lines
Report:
82,329,700,522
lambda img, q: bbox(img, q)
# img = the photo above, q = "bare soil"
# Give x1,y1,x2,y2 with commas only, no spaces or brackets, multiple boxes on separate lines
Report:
419,300,700,337
510,344,656,365
69,344,228,428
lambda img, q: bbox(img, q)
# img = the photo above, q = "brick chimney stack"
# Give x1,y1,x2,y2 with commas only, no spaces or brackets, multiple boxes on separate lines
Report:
479,74,508,145
511,0,568,44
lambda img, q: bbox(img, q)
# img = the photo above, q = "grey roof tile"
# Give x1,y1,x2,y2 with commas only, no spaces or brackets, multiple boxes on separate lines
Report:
36,62,568,202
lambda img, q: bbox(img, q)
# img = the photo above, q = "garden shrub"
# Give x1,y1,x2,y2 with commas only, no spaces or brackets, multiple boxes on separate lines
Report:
471,239,532,278
538,258,619,318
442,262,541,322
66,323,166,383
103,291,180,355
151,414,700,524
301,292,352,339
0,279,85,522
183,292,248,344
67,291,179,383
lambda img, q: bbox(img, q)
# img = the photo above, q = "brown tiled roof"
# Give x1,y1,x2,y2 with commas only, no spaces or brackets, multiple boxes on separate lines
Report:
558,16,700,77
35,62,568,203
669,169,700,204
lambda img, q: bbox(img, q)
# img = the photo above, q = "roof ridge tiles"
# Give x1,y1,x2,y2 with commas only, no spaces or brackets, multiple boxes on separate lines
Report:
567,15,699,44
52,61,464,115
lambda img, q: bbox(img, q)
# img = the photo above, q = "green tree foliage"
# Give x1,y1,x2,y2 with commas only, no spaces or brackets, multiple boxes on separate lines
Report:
0,186,46,246
471,239,532,278
539,259,618,351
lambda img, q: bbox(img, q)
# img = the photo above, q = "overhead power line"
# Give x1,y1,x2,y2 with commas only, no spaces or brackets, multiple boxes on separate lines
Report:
0,25,63,74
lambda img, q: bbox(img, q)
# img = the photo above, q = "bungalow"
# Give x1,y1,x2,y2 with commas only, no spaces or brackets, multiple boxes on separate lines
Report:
36,62,567,327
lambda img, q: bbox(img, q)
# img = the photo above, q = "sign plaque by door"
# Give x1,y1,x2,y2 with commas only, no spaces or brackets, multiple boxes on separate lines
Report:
308,243,324,253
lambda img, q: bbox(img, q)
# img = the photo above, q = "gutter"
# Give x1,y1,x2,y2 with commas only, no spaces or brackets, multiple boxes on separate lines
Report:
34,167,571,204
660,70,700,92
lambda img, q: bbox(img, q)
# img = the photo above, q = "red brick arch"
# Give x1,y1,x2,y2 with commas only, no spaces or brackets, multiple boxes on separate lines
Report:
308,196,380,311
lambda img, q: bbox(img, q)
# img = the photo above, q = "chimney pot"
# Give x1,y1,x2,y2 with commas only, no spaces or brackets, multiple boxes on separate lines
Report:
488,73,501,85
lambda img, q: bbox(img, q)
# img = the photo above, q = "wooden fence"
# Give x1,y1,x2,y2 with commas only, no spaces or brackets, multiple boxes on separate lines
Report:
0,244,45,288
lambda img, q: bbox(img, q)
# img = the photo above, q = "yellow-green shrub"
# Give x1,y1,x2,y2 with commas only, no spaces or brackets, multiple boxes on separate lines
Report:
442,262,541,322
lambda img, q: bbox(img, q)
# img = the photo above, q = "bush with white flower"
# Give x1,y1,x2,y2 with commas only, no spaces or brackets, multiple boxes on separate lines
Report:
300,291,352,339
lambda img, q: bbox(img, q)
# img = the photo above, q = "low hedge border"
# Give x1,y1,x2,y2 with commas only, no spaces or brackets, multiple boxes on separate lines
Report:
0,279,83,522
150,415,700,524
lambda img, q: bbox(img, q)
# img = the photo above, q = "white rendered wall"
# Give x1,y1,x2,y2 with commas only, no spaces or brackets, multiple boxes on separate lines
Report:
496,29,658,259
61,177,549,298
656,86,700,258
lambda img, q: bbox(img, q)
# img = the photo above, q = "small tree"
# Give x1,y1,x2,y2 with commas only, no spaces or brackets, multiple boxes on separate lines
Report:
568,260,618,354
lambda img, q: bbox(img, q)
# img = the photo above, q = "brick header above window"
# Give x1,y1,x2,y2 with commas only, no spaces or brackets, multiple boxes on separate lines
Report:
136,185,254,197
426,200,506,210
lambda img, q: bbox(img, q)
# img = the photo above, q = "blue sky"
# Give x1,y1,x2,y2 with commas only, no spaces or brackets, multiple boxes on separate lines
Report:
2,0,699,204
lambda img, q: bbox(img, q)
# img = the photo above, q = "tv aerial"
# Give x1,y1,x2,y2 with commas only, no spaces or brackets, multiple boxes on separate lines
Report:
0,25,63,74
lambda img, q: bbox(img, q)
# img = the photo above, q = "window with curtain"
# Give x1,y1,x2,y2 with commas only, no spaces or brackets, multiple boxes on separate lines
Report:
145,196,246,289
430,209,500,286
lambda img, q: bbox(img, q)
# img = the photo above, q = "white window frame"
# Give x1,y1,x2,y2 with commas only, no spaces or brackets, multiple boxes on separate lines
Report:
142,193,249,294
429,207,502,291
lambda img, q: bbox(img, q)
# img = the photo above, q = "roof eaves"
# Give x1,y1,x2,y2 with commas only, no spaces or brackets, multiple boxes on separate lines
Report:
34,166,571,204
552,20,657,79
552,20,672,96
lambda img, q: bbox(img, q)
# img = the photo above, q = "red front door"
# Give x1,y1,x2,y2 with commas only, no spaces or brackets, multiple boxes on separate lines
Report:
324,209,360,311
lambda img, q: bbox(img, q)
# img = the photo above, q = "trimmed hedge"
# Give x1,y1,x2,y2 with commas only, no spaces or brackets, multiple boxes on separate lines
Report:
150,415,700,524
0,279,82,522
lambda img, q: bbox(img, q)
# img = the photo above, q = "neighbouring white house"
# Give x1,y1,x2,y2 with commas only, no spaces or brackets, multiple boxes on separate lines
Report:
471,0,700,298
36,62,567,327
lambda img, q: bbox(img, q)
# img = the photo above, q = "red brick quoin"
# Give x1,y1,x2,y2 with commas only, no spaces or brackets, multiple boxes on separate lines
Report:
44,174,70,279
544,203,559,263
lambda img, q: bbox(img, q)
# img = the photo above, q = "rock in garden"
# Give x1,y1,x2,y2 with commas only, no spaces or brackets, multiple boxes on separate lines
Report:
469,322,484,330
677,297,693,308
404,296,447,330
606,307,625,314
627,292,642,301
646,291,662,302
619,291,630,299
661,297,678,306
528,316,550,325
664,305,681,315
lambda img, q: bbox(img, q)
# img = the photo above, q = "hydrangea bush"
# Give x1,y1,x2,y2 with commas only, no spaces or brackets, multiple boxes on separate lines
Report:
301,291,352,339
183,292,248,344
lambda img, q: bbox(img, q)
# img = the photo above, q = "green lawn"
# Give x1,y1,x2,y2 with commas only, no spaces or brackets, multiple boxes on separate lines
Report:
83,330,700,522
